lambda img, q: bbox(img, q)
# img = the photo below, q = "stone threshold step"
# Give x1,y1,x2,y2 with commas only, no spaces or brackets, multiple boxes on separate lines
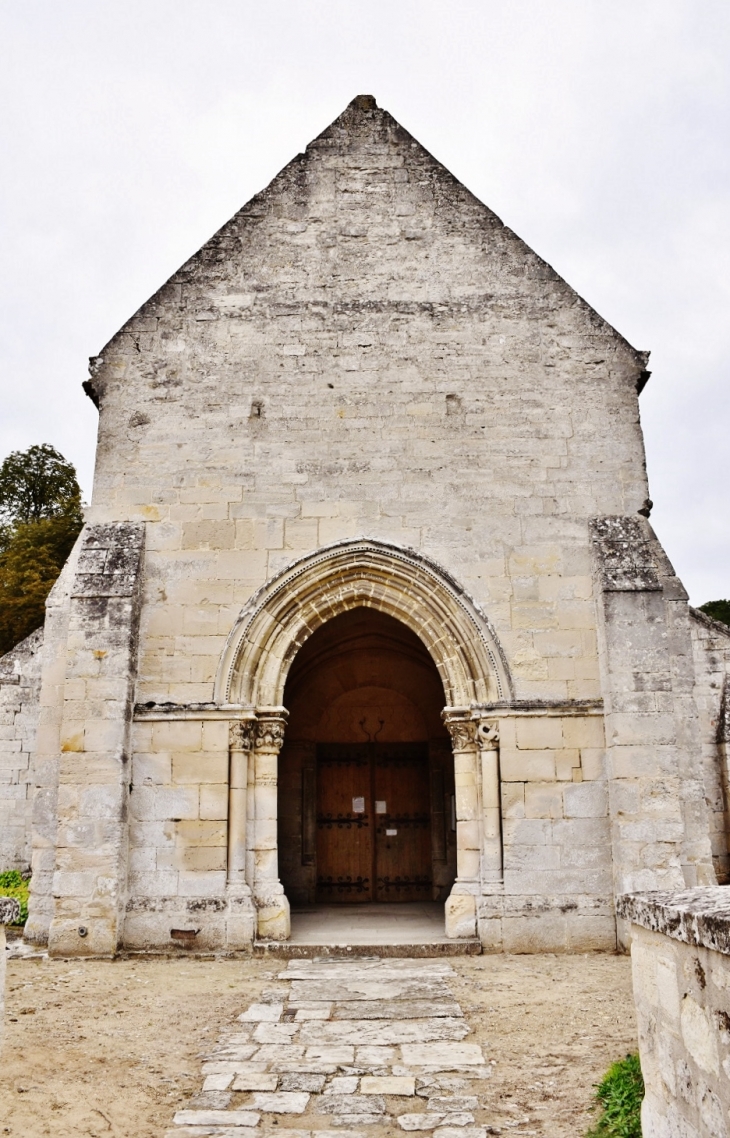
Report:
252,940,482,958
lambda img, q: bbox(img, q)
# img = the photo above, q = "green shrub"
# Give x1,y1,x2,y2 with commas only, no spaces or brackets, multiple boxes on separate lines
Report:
0,869,30,925
586,1053,644,1138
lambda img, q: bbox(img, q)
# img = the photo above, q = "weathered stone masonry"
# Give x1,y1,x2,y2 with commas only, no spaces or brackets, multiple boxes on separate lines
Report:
0,628,43,870
2,94,729,954
619,888,730,1137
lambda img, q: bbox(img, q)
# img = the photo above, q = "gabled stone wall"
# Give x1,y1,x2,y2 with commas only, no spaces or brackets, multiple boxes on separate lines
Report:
14,96,722,954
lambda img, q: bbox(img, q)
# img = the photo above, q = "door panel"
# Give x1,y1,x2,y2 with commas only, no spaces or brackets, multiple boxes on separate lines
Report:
316,743,433,903
316,745,372,902
374,744,432,902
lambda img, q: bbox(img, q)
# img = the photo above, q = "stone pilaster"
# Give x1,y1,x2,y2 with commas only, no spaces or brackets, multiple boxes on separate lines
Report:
591,516,715,947
252,709,290,940
24,538,83,946
476,719,502,884
46,523,145,957
443,710,480,938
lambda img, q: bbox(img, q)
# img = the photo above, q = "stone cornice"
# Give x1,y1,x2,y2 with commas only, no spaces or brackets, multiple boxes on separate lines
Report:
471,699,603,717
134,702,255,721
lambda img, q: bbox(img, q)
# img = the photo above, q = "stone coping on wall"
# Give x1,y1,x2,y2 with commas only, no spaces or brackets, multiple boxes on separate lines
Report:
0,898,21,926
617,888,730,956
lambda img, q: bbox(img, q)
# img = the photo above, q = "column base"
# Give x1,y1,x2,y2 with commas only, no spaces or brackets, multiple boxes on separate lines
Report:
23,913,51,947
445,892,477,938
255,888,291,940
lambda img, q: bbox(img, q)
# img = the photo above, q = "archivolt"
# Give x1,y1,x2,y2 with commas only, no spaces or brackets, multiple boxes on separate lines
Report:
215,538,512,708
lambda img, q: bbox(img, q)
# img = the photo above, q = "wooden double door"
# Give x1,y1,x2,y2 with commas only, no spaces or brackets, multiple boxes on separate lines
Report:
315,743,432,902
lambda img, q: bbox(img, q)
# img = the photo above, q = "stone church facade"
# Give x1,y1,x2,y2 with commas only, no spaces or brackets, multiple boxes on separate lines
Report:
2,95,729,956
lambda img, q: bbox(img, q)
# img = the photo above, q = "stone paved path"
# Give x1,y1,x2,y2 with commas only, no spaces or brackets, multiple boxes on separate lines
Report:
165,957,494,1137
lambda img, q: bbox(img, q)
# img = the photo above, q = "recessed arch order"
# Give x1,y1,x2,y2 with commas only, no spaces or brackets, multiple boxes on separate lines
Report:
215,538,513,710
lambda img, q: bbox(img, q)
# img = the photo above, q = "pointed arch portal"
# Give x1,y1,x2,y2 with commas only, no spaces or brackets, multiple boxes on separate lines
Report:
216,540,510,941
216,538,512,709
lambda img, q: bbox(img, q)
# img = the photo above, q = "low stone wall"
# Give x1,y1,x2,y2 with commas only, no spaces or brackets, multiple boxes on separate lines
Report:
0,897,21,1050
0,628,43,871
618,888,730,1138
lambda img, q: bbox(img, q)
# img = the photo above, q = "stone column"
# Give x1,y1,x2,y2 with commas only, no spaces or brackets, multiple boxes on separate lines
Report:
228,720,254,886
225,718,257,949
252,710,290,940
443,710,481,938
477,719,502,884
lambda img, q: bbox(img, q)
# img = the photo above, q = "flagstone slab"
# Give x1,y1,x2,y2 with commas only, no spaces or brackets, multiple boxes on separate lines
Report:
253,1022,299,1043
269,1060,341,1074
292,1001,333,1019
354,1044,398,1066
230,1073,279,1091
165,1129,259,1137
398,1114,476,1131
289,980,453,1002
360,1075,416,1095
250,1091,310,1113
277,1073,327,1092
239,1003,284,1022
398,1114,449,1131
298,1019,469,1045
325,1075,360,1094
332,999,461,1020
400,1043,485,1067
202,1073,235,1091
251,1044,306,1064
316,1093,386,1115
201,1052,259,1072
173,1110,260,1127
303,1044,356,1064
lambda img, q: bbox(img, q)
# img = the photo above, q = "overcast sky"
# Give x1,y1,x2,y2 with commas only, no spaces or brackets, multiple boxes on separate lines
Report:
1,1,728,604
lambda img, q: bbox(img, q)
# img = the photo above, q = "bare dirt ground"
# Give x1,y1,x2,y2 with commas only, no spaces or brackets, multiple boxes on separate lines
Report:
0,950,636,1138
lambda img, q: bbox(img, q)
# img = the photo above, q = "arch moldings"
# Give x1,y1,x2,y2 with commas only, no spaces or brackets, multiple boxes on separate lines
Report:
215,538,513,709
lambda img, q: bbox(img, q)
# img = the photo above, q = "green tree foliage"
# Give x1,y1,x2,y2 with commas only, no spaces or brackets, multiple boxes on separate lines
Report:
0,445,84,655
586,1053,644,1138
699,599,730,628
0,443,81,527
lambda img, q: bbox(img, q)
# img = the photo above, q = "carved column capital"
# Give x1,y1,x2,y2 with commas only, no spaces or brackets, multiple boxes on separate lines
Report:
442,711,478,751
229,720,255,751
476,719,500,750
254,710,288,752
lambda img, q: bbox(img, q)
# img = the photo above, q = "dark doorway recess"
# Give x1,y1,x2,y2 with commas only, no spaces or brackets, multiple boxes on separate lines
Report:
278,607,457,906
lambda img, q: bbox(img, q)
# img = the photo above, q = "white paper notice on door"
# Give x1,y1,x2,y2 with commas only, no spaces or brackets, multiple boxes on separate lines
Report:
375,800,387,814
386,828,398,836
352,796,365,813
